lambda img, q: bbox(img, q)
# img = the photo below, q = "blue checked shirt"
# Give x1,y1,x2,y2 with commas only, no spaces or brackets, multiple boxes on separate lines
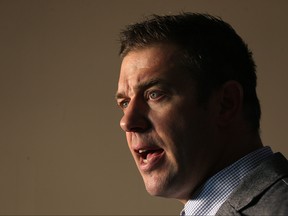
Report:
181,146,273,216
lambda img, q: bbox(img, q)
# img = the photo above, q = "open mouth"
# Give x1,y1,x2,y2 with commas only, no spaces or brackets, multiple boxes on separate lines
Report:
137,148,164,163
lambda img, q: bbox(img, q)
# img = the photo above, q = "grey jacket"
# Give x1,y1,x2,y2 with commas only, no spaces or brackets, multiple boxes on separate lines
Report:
216,153,288,216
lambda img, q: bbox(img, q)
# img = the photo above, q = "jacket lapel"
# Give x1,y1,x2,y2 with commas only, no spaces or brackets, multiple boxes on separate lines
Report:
216,153,288,215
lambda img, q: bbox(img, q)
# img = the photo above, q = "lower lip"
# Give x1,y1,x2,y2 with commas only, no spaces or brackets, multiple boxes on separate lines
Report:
139,150,165,172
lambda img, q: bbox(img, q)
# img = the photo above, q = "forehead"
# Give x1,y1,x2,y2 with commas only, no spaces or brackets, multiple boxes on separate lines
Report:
122,44,178,73
117,44,189,94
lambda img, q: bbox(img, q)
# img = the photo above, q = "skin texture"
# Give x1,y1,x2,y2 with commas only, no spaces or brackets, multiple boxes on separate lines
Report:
116,43,262,203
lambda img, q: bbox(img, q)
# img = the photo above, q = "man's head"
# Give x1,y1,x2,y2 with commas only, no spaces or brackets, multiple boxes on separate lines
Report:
116,13,262,202
119,13,260,130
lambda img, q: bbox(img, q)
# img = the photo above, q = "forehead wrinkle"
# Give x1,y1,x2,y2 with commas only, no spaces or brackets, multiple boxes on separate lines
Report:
116,44,183,100
116,77,169,101
136,78,170,91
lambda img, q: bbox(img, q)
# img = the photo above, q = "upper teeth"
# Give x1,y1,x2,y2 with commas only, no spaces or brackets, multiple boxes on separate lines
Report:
139,149,148,154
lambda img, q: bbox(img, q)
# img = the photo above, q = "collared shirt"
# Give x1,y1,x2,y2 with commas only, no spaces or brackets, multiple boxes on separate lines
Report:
181,146,273,216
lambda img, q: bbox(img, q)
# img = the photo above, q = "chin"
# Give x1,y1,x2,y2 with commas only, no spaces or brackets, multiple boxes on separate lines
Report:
143,175,177,198
143,175,166,196
143,172,191,201
145,185,167,197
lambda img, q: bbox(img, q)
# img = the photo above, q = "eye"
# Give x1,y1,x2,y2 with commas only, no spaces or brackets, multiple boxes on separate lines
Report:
148,90,164,100
118,100,129,109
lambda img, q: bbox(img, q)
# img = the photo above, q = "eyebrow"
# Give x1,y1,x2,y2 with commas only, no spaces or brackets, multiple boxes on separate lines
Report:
115,78,169,100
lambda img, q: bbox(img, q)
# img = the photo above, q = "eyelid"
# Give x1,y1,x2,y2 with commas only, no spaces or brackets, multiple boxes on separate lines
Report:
116,88,169,109
146,89,166,100
117,98,130,109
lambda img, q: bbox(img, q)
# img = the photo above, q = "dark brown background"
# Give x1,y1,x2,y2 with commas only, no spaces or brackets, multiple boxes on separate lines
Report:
0,0,287,215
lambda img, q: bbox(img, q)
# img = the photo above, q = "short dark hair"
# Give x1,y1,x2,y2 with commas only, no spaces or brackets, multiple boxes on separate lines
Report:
119,13,261,131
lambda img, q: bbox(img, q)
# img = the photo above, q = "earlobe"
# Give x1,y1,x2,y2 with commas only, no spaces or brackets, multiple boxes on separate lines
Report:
218,81,243,126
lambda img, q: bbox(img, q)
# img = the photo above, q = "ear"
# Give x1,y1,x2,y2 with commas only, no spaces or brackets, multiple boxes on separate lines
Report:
217,80,243,127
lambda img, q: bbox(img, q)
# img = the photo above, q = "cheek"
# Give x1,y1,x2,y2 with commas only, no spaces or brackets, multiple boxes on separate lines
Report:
153,112,188,158
154,106,194,139
153,105,206,159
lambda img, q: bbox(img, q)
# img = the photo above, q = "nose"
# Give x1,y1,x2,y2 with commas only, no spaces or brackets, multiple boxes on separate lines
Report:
120,99,150,133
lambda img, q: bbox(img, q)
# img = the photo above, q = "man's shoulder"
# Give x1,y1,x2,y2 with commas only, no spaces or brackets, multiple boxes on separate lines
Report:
216,152,288,215
238,175,288,216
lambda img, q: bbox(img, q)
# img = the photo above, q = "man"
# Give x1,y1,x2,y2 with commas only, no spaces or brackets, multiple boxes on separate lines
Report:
115,13,288,215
